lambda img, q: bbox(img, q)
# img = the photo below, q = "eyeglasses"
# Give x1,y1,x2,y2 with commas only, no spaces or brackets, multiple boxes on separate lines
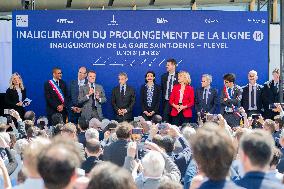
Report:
224,81,230,84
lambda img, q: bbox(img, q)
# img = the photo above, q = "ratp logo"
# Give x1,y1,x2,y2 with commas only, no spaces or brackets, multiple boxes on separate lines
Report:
253,31,264,42
16,15,29,27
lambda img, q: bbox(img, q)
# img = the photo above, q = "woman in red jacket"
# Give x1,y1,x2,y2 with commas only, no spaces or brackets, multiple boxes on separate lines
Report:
169,71,194,126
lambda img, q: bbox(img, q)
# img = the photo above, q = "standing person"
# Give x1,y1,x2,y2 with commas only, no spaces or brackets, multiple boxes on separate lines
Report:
169,71,194,126
161,58,179,123
140,71,161,121
195,74,218,115
44,67,68,124
68,66,87,124
78,70,106,122
241,70,263,116
262,68,282,119
220,73,242,127
5,73,29,119
111,73,135,122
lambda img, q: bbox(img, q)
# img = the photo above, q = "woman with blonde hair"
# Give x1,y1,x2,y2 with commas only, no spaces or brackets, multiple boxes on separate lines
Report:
5,73,27,118
169,71,194,126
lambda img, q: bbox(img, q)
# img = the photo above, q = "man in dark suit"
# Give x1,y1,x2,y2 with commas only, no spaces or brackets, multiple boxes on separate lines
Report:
111,73,135,122
195,74,218,114
44,67,67,124
235,129,284,189
161,58,179,123
103,122,131,166
220,73,242,127
68,66,87,124
81,139,102,174
262,68,282,119
241,70,263,117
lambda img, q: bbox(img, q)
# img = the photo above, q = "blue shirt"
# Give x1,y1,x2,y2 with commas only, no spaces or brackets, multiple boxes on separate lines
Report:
199,179,244,189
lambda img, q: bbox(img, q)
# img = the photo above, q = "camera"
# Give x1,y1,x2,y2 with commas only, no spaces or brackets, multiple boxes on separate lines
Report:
131,128,143,141
3,109,11,115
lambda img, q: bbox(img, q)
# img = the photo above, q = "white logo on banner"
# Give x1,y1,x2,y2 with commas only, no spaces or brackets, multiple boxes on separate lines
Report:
16,15,28,27
108,15,118,26
157,18,168,24
253,31,264,41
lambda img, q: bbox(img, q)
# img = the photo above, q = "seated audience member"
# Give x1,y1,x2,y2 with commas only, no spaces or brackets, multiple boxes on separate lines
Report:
88,118,103,140
61,123,85,160
23,111,36,123
38,138,82,189
77,117,89,147
103,122,132,166
262,119,280,147
13,138,51,189
266,147,283,183
81,139,102,174
53,123,64,136
87,162,136,189
190,125,242,189
151,114,163,125
277,129,284,173
51,113,64,126
140,71,161,121
169,71,194,126
235,129,284,189
158,180,182,189
124,141,181,189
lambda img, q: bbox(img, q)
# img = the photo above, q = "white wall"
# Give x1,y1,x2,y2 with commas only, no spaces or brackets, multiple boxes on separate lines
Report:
0,20,12,93
270,24,280,80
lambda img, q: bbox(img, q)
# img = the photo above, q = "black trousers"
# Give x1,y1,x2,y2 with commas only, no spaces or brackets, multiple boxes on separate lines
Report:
171,112,192,126
163,100,172,123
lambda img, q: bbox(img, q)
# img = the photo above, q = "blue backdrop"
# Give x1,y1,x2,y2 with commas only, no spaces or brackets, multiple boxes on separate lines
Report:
12,10,268,119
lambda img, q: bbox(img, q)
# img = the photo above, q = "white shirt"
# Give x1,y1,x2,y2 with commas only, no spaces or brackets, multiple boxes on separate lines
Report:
78,79,85,87
165,72,175,100
13,178,44,189
248,83,257,110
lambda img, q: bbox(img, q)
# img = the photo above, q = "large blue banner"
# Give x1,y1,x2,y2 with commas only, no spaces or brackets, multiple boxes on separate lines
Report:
12,10,268,119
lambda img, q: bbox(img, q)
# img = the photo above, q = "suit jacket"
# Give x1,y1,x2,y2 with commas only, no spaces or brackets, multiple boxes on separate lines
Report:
78,84,106,121
103,139,128,167
241,84,263,113
235,171,284,189
68,79,87,108
161,72,179,101
111,85,135,121
169,84,194,117
199,180,244,189
140,83,161,113
5,88,26,117
195,87,218,114
44,79,67,116
220,85,243,114
81,156,101,174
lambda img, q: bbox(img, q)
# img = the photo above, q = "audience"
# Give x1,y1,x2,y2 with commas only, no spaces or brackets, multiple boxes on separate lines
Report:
81,139,102,174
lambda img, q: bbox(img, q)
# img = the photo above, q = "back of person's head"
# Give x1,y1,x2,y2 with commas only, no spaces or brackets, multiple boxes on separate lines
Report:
240,129,274,169
142,151,165,178
24,120,34,131
270,147,282,167
86,139,101,155
27,127,37,139
89,118,102,130
51,113,64,126
263,119,276,134
14,138,29,158
61,123,77,138
161,135,175,153
0,132,11,145
36,116,48,129
78,117,88,131
191,125,235,180
151,114,163,124
152,134,163,148
87,162,136,189
158,180,183,189
53,123,64,136
38,137,82,189
0,124,7,132
116,122,132,139
24,111,36,122
23,137,51,176
85,128,99,141
103,122,118,133
182,126,196,142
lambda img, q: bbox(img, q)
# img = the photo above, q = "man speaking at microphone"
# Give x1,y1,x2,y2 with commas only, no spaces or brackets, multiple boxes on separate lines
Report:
78,70,106,122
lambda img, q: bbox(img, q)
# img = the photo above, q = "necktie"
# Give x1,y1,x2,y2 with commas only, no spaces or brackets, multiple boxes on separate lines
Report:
56,81,59,86
92,84,96,109
121,85,125,97
251,86,255,108
167,75,173,99
205,89,208,104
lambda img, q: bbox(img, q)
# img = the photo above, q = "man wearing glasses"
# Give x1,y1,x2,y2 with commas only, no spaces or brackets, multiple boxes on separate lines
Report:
220,73,243,127
44,67,68,124
68,67,88,124
195,74,219,116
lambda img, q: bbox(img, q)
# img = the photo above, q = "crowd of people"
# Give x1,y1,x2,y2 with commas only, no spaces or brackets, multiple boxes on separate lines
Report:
1,58,284,189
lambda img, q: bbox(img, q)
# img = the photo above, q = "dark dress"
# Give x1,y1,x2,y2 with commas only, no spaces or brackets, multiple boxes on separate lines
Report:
5,88,26,118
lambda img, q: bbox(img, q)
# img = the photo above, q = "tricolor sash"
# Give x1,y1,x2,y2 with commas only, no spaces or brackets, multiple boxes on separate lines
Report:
49,80,65,104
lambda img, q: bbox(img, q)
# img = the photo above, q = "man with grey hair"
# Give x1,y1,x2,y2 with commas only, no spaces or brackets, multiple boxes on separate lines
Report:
195,74,218,115
241,70,263,116
85,128,99,141
235,129,284,189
